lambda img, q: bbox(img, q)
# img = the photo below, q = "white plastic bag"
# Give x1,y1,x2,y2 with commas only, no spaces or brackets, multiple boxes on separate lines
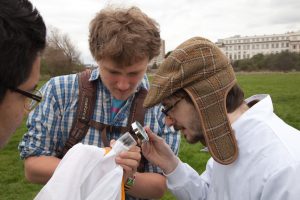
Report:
35,132,136,200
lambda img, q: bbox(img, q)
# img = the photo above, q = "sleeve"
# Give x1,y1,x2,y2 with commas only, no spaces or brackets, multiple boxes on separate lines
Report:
166,158,213,200
260,162,300,200
144,103,181,173
18,75,77,159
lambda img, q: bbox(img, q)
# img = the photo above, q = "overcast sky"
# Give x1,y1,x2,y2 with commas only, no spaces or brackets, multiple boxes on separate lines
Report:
30,0,300,64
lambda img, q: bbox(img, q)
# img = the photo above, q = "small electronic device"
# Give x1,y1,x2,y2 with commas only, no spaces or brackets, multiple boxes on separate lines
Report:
131,121,149,143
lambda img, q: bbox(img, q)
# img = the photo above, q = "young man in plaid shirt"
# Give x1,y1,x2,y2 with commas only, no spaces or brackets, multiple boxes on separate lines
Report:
19,6,180,200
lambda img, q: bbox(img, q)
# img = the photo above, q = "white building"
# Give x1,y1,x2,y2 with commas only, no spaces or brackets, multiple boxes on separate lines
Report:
216,31,300,61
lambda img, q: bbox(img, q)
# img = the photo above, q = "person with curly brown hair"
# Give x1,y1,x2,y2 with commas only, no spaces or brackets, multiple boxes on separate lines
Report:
19,6,180,200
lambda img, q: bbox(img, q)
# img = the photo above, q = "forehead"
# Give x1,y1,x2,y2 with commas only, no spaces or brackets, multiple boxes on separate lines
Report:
100,57,148,69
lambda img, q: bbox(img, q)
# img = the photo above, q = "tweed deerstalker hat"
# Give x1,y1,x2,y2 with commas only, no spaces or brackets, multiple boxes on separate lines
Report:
144,37,238,165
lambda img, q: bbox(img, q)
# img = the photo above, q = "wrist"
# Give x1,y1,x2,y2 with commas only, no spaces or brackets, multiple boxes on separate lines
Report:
162,156,179,175
124,174,136,191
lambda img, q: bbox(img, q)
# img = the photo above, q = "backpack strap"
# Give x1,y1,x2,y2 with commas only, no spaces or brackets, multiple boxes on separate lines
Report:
56,70,148,172
56,69,96,158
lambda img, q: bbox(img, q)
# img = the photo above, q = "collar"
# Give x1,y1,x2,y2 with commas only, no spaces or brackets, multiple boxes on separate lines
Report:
232,94,273,129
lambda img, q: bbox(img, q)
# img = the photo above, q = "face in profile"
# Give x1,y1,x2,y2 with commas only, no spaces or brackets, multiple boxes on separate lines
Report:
0,56,40,148
99,57,148,100
162,97,205,144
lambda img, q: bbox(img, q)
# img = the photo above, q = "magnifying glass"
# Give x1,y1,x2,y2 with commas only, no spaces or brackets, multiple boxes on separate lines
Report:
131,121,149,143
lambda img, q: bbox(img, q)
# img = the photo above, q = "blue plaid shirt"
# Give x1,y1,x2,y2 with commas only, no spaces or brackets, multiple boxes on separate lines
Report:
19,68,180,199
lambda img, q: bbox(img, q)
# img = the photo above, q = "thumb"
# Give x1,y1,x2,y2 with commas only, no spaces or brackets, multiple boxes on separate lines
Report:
144,127,160,142
110,139,116,147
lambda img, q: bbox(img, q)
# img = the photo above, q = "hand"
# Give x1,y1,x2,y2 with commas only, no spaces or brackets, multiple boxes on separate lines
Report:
115,145,141,180
141,127,179,174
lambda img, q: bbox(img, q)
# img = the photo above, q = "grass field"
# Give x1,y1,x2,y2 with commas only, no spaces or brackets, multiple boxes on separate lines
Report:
0,72,300,200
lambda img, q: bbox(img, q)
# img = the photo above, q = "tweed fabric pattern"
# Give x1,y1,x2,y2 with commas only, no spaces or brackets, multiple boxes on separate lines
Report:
144,37,238,164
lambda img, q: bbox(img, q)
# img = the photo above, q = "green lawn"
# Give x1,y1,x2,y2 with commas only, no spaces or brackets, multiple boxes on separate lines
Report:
1,72,300,200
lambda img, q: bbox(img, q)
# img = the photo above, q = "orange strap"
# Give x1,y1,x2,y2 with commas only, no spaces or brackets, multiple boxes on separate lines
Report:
121,178,125,200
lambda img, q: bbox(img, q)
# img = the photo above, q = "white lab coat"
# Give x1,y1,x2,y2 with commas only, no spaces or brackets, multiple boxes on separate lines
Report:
166,94,300,200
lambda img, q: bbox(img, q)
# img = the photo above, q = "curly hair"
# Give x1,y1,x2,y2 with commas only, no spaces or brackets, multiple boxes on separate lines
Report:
89,6,161,66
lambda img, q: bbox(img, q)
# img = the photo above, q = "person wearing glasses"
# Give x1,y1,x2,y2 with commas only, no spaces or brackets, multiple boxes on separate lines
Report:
141,37,300,200
0,2,142,199
18,6,180,200
0,0,46,149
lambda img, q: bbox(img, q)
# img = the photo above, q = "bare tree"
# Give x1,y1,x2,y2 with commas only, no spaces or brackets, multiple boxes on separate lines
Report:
47,26,81,64
42,26,84,77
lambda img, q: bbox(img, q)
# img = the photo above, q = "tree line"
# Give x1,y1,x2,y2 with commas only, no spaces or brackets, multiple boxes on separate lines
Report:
41,26,85,79
232,51,300,72
41,29,300,77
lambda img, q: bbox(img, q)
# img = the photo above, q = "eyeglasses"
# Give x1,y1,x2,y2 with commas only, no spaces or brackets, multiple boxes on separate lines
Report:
161,97,184,116
9,87,42,111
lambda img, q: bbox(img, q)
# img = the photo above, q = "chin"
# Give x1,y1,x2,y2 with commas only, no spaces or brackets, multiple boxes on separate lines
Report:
184,135,196,144
112,93,128,100
113,91,135,100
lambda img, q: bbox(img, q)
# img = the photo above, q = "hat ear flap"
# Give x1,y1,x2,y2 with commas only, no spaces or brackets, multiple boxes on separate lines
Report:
184,69,238,165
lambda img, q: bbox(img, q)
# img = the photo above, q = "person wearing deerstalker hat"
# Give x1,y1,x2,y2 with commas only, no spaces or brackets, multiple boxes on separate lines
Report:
141,36,300,199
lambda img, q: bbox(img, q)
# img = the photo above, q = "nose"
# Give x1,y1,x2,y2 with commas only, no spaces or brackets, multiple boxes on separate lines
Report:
116,76,130,91
165,116,175,127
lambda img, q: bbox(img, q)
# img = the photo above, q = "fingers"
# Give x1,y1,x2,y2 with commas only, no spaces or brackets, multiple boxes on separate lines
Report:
144,126,160,142
110,139,116,147
115,146,141,174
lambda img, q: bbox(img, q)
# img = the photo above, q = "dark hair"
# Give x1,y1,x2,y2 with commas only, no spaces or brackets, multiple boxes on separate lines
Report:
171,84,244,113
0,0,46,102
226,84,244,113
89,6,161,66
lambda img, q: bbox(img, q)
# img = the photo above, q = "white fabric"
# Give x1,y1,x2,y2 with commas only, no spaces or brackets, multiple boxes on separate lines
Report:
166,94,300,200
35,143,124,200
